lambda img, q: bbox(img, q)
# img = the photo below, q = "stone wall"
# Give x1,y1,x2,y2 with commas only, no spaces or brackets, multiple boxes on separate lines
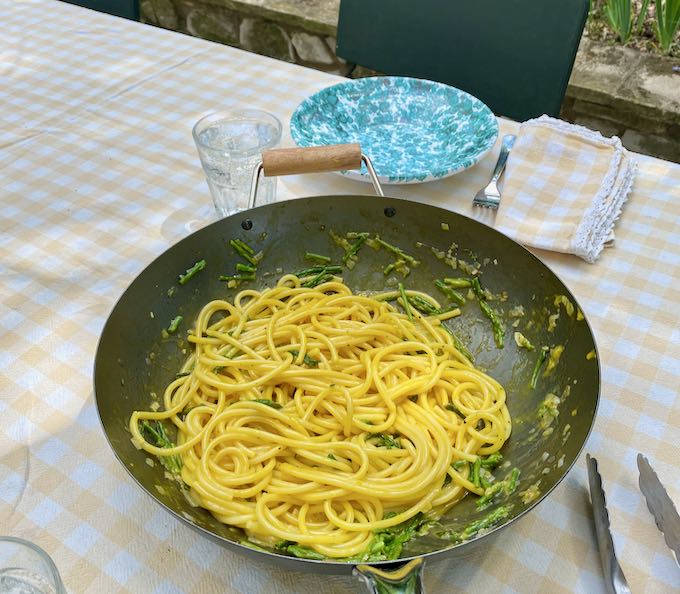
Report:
141,0,680,162
140,0,351,75
562,39,680,163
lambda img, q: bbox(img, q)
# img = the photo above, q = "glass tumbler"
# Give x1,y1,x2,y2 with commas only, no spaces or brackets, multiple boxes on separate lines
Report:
192,109,282,217
0,536,65,594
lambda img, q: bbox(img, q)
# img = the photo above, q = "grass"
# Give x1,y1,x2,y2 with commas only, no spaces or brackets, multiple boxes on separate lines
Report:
586,0,680,57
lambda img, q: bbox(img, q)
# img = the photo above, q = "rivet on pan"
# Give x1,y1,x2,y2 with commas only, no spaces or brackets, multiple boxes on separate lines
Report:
241,219,253,230
384,207,396,218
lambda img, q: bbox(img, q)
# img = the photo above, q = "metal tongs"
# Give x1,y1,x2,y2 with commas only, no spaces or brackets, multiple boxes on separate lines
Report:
587,455,631,594
587,453,680,594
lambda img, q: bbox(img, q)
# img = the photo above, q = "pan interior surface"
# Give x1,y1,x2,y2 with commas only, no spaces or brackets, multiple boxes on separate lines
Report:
94,195,599,572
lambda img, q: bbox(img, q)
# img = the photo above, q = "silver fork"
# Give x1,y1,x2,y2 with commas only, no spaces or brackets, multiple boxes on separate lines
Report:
472,134,516,209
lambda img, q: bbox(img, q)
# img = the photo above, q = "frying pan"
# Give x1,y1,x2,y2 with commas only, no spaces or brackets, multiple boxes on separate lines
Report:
94,145,599,592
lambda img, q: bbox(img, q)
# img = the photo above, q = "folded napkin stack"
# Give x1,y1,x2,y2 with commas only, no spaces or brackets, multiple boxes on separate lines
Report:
494,115,636,263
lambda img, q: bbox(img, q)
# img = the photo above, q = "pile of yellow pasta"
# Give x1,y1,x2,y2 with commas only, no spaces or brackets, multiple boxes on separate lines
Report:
130,276,511,558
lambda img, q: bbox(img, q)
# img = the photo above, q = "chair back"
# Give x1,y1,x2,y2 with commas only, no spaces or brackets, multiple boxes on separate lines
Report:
336,0,589,121
59,0,139,20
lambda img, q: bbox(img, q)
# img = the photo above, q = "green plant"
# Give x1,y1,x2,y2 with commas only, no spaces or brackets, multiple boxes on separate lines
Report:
654,0,680,52
635,0,651,33
604,0,633,42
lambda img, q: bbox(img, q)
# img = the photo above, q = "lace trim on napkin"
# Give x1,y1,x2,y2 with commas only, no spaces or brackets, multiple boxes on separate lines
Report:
528,115,637,263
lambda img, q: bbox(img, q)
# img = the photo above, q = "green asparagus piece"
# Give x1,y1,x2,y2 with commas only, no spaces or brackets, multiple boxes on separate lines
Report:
252,399,283,409
219,273,256,282
342,233,369,263
445,403,464,417
363,512,433,561
406,295,441,316
289,350,320,367
301,267,338,288
369,433,402,449
178,259,206,285
398,283,413,321
530,346,550,389
434,279,466,306
476,482,504,509
167,315,183,334
470,457,482,488
452,460,468,471
443,277,472,289
477,467,521,509
294,265,343,278
304,252,331,264
235,262,256,273
505,467,520,494
470,277,505,348
480,453,503,468
275,541,326,560
229,239,260,266
139,420,182,473
440,324,473,362
459,505,511,541
373,237,420,267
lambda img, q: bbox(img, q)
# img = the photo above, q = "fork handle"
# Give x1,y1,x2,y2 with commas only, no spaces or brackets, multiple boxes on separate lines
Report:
489,134,516,184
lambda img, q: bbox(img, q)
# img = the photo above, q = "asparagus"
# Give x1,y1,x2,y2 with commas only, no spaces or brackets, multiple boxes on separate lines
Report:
369,433,402,449
477,467,521,509
440,324,473,362
289,350,320,367
406,294,441,316
167,315,183,334
373,237,419,267
252,399,283,409
219,273,256,282
459,505,511,541
304,252,331,264
139,420,182,474
342,232,369,264
530,346,550,388
398,283,413,321
470,277,505,348
443,277,472,289
229,239,261,266
434,279,466,306
294,265,343,278
470,457,482,488
178,259,206,285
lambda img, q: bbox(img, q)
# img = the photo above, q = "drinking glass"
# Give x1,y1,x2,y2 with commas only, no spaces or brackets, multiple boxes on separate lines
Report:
192,109,282,217
0,537,65,594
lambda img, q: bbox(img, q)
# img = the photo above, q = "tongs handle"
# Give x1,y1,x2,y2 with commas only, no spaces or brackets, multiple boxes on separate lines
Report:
248,144,384,209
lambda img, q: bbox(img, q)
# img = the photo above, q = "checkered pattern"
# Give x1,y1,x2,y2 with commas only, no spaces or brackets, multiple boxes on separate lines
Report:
1,1,679,593
494,116,636,263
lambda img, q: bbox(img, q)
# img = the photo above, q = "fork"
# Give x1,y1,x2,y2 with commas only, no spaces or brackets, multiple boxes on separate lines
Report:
472,134,517,209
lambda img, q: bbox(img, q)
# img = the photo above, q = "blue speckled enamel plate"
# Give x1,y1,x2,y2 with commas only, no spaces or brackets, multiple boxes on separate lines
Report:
290,76,498,185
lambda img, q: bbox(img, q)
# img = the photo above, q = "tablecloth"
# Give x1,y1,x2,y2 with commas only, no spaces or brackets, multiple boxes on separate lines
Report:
1,1,679,592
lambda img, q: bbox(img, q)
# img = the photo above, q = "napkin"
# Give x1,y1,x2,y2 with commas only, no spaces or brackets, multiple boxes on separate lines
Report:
493,115,636,263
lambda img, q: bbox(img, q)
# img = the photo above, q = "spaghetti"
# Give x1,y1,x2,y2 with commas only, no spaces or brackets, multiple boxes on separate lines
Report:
130,275,511,558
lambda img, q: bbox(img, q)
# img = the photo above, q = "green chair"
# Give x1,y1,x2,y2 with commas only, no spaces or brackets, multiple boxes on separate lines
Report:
59,0,139,20
336,0,589,122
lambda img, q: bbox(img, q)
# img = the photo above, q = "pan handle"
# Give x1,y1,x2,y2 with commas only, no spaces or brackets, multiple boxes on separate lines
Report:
353,558,425,594
248,144,384,209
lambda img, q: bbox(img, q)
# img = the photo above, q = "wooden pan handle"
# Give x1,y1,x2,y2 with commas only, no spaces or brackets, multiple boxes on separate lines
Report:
262,144,362,177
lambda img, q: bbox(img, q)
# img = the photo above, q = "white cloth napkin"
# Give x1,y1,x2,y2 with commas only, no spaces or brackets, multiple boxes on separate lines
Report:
494,115,636,263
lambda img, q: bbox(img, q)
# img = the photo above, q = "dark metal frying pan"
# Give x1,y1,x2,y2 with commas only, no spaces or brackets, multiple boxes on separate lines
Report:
94,145,599,592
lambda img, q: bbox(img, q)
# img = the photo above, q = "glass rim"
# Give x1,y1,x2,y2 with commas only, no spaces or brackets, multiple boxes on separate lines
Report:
192,108,282,154
0,536,65,593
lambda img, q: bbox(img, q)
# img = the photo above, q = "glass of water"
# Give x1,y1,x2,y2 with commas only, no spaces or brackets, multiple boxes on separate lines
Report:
192,109,282,217
0,537,65,594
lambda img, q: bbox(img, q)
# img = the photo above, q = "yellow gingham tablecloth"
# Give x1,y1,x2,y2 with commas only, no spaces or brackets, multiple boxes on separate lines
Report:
1,1,679,592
